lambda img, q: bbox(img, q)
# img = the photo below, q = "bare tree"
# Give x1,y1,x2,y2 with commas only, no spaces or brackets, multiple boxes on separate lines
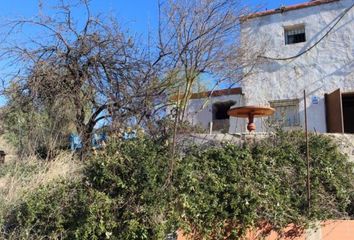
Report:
158,0,257,122
1,0,168,158
0,0,262,159
153,0,267,186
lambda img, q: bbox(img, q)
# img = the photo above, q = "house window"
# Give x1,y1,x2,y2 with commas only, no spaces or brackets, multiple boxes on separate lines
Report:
270,99,300,127
285,25,306,45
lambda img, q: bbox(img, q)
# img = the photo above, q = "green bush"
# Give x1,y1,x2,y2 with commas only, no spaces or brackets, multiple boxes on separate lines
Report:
84,138,171,240
1,138,171,240
1,132,353,240
3,181,116,240
173,131,354,239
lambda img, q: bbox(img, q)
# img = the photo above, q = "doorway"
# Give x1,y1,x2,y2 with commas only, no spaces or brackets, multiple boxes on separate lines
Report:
325,89,354,133
342,93,354,133
212,101,236,132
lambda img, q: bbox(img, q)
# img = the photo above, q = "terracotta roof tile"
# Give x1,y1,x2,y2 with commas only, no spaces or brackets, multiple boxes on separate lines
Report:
241,0,340,21
189,87,242,99
170,87,242,101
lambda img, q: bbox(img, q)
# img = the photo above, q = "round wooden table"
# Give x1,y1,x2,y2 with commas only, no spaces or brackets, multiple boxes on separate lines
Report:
227,106,275,132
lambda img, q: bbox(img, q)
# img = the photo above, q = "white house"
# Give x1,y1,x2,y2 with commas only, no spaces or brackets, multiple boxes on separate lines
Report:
240,0,354,133
183,0,354,134
182,88,245,133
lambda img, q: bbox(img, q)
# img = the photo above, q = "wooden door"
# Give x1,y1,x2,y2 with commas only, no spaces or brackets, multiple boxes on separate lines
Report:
325,89,344,133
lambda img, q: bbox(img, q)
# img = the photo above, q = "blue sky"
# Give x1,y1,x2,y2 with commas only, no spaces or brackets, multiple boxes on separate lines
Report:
0,0,306,36
0,0,307,104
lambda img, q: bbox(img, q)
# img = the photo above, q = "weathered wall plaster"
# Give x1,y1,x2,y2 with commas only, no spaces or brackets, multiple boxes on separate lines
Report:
240,0,354,133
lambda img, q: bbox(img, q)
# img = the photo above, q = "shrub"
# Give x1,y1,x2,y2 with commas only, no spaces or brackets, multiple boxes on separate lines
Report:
173,131,354,239
1,132,353,240
84,138,172,239
1,138,172,240
3,181,116,240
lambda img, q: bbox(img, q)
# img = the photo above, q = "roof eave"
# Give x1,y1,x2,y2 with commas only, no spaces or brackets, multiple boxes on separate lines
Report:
241,0,340,22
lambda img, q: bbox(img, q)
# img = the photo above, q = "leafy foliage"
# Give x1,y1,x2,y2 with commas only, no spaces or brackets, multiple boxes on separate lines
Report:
1,132,353,239
84,138,171,239
173,131,354,239
3,181,116,240
2,138,171,240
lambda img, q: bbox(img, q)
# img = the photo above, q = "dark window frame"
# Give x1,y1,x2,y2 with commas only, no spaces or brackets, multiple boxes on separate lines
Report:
284,25,306,45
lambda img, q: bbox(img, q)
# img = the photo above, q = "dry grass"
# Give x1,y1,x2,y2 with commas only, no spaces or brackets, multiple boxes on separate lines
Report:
0,151,82,218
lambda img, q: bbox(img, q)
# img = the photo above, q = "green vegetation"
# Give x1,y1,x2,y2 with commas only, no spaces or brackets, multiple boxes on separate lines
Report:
0,1,352,239
0,131,353,239
1,139,171,240
174,131,354,239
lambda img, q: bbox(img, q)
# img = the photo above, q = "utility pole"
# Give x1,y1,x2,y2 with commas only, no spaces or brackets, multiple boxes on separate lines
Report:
303,90,311,212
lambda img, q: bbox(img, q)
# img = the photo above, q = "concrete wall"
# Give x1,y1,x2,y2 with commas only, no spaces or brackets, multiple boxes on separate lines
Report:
177,220,354,240
240,0,354,133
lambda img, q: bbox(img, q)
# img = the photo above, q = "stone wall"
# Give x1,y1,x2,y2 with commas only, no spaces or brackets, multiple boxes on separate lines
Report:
181,133,354,162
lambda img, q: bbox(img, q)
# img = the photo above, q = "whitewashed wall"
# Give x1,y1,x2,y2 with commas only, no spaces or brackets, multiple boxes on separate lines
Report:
185,94,246,133
240,0,354,133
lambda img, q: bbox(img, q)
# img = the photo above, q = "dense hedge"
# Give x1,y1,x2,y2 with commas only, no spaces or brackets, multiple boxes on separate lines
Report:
174,131,354,239
1,132,353,239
